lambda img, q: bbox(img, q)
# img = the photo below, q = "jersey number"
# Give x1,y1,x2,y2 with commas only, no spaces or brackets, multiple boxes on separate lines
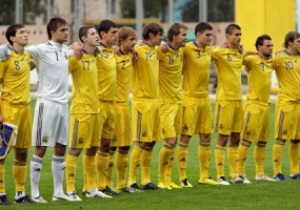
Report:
196,50,201,58
121,60,126,70
14,61,20,70
81,61,90,70
169,55,174,65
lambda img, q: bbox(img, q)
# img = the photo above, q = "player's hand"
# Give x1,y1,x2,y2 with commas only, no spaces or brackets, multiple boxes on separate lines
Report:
160,41,168,53
0,114,3,129
133,50,138,61
135,40,144,47
94,46,102,57
218,40,228,48
0,44,12,61
70,42,83,59
237,44,244,54
29,59,36,70
114,46,121,56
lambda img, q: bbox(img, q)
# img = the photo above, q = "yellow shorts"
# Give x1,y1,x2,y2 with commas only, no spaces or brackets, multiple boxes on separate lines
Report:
99,102,115,140
275,103,300,140
160,103,182,139
1,103,31,149
69,113,100,148
182,95,213,136
242,103,270,142
111,103,132,147
215,100,243,135
132,99,161,142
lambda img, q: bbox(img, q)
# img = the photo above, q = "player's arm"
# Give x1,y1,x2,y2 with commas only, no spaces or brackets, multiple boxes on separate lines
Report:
69,42,83,59
0,62,4,125
0,44,12,61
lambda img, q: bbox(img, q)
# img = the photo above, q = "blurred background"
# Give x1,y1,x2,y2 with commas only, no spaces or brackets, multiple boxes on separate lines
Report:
0,0,298,92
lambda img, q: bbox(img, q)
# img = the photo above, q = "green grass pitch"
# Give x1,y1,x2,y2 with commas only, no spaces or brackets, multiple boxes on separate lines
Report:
3,100,299,210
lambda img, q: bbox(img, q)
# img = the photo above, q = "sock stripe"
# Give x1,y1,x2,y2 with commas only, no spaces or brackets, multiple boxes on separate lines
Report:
215,145,225,150
32,156,43,164
200,142,210,147
52,156,64,163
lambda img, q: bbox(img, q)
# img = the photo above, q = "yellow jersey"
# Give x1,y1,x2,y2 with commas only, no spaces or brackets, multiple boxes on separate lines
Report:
69,53,100,114
97,43,117,102
0,51,31,106
115,52,133,103
273,51,300,105
211,47,244,100
132,44,159,99
182,42,211,98
243,55,273,105
157,45,183,103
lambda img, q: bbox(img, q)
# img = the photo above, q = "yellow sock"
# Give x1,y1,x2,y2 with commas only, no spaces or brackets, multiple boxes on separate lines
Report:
65,154,78,192
228,147,239,179
105,150,115,187
254,142,266,177
141,148,153,185
83,154,97,191
158,144,173,183
13,162,27,192
97,151,109,189
165,148,175,183
238,140,251,176
273,141,284,175
128,146,143,186
215,145,225,179
0,163,4,194
289,142,299,175
199,144,211,182
177,143,188,181
116,150,128,189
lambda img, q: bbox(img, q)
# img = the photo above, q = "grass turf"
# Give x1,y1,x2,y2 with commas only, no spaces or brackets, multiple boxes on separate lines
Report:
3,100,299,210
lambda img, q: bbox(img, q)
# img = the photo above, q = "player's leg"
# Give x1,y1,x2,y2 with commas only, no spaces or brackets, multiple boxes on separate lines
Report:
289,140,300,179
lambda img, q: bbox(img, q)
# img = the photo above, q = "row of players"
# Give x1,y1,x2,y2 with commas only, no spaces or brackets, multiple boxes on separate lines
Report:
0,17,300,205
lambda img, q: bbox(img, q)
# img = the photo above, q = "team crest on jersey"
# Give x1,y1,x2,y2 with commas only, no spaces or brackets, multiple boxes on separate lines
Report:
227,54,232,61
285,61,294,70
42,136,48,143
259,62,265,70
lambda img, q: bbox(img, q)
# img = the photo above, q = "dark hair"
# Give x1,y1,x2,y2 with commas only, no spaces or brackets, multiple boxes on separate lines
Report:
225,23,241,35
167,23,188,42
194,22,213,36
118,26,136,45
5,24,25,45
47,17,68,39
284,31,300,48
142,23,164,40
255,34,272,51
97,19,117,38
79,25,96,43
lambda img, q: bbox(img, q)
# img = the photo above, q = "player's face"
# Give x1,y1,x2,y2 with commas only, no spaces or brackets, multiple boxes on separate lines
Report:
52,24,69,43
260,40,273,57
103,27,119,46
227,29,242,46
152,33,163,46
122,34,137,52
292,37,300,54
86,28,100,47
174,28,187,47
197,29,213,46
12,27,29,46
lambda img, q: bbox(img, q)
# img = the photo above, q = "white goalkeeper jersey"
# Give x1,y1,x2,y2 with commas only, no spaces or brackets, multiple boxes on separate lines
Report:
26,41,72,104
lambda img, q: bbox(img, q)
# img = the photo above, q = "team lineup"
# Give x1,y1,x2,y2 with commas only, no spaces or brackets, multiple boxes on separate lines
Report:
0,17,300,205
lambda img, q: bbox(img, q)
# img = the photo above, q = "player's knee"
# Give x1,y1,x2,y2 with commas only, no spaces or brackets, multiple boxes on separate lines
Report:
291,140,300,144
256,141,266,147
199,133,211,144
165,138,177,147
275,139,286,145
218,134,229,147
54,144,67,156
35,146,47,158
15,148,28,162
180,134,191,145
85,146,98,156
118,146,130,154
110,146,117,152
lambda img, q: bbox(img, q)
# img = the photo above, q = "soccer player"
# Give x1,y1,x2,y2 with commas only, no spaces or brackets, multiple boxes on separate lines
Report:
28,17,74,202
177,22,219,187
109,26,138,193
272,31,300,181
211,24,244,185
96,19,119,196
238,34,275,183
128,23,163,190
157,23,187,190
65,25,111,200
0,24,34,204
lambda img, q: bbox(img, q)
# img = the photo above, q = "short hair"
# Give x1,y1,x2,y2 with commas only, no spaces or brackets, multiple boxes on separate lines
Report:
47,17,68,40
255,34,272,51
167,23,188,42
118,26,136,46
79,25,95,43
284,31,300,48
97,19,117,38
194,22,213,36
142,23,164,40
5,24,25,45
225,23,241,35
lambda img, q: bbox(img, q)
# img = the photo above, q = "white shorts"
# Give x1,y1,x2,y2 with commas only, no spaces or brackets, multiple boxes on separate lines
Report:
32,100,69,146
